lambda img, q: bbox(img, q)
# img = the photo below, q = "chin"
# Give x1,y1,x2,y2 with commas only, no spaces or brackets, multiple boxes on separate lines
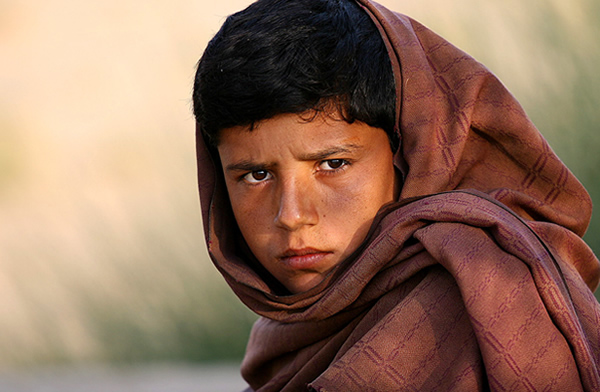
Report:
286,274,326,294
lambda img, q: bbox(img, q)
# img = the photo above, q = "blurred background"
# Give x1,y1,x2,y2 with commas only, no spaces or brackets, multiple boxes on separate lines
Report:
1,0,599,389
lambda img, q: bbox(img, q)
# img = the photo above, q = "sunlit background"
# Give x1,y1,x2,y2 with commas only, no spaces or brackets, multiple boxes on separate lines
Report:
1,0,599,388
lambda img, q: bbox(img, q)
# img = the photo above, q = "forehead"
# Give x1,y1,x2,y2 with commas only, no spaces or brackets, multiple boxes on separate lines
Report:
217,112,390,161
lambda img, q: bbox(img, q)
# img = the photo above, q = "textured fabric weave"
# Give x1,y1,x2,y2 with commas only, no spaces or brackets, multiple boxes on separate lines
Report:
195,0,600,390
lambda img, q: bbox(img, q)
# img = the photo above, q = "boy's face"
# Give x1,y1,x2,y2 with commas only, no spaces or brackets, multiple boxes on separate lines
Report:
217,112,397,294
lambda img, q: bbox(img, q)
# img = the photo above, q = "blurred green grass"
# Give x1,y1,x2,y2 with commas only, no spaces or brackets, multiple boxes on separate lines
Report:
0,0,598,369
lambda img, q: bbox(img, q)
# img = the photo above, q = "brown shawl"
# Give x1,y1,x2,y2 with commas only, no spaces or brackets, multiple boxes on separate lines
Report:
195,0,600,390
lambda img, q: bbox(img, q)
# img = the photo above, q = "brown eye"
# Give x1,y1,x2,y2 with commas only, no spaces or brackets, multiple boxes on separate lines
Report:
252,171,268,180
320,159,348,171
327,159,344,169
244,170,271,184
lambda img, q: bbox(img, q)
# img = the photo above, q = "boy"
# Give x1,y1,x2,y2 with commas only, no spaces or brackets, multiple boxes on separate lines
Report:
193,0,600,390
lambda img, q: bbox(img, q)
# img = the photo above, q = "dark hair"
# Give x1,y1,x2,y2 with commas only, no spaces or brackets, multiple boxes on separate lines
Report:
193,0,396,147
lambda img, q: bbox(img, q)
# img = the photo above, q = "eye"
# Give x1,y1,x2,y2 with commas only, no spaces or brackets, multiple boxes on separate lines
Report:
243,170,271,184
319,159,348,171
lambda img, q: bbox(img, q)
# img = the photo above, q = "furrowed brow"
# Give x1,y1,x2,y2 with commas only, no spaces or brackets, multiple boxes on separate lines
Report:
298,144,362,161
225,159,275,172
224,144,362,172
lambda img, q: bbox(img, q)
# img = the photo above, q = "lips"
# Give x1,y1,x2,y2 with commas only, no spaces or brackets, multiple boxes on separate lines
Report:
278,248,333,270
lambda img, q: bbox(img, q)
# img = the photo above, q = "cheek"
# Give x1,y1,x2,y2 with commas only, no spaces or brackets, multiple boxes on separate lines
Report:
221,194,260,235
319,182,383,234
228,189,282,261
231,195,269,232
324,168,395,237
335,169,394,210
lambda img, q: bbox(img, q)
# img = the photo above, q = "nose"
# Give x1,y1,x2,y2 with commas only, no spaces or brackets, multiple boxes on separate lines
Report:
274,176,318,231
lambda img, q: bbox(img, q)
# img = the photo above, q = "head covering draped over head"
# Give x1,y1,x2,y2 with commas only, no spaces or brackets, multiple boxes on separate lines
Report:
195,0,600,390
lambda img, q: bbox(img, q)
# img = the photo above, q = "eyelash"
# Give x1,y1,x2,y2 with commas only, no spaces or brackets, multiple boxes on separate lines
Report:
242,170,271,184
239,159,351,184
318,159,350,173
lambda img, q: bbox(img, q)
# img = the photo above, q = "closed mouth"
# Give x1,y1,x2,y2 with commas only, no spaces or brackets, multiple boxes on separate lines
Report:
280,247,326,258
278,248,333,270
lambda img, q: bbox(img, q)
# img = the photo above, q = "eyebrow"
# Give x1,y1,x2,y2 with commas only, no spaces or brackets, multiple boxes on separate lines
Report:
224,143,363,172
297,144,362,161
225,160,273,172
